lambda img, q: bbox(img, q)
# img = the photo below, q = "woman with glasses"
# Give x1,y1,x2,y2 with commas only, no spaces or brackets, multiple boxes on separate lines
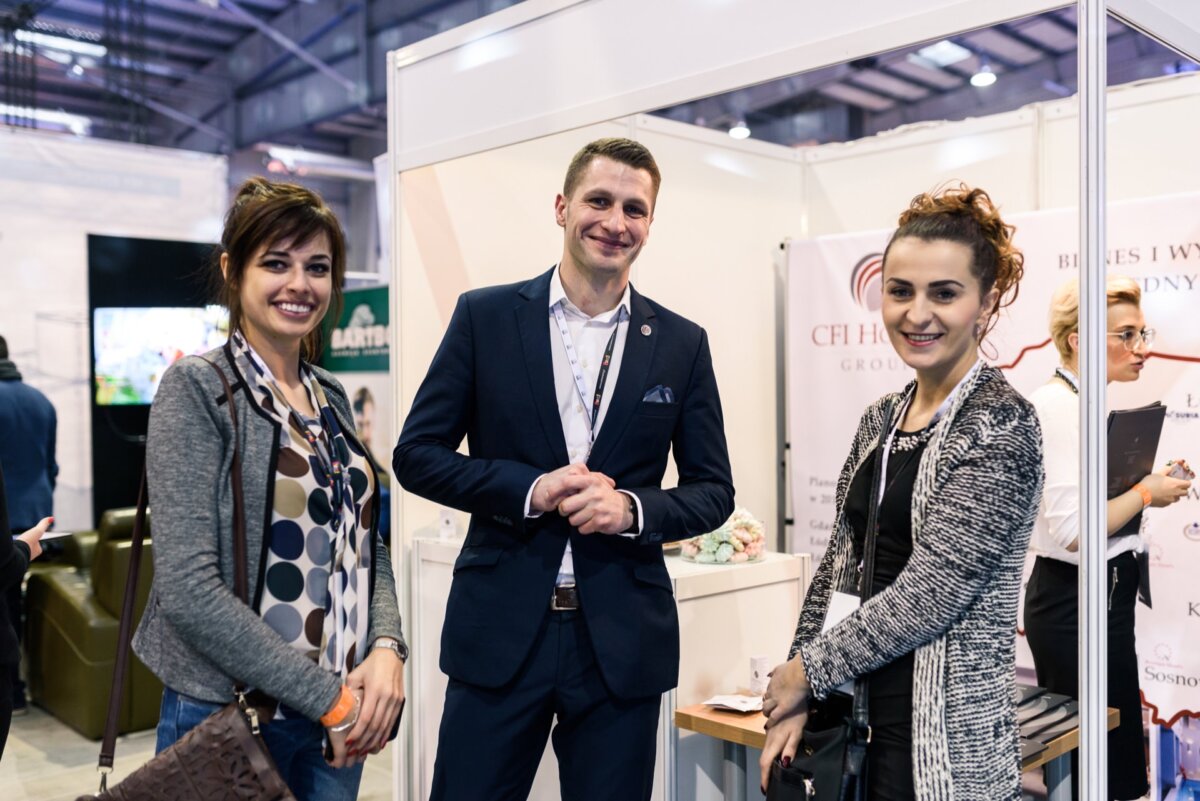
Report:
1024,275,1190,800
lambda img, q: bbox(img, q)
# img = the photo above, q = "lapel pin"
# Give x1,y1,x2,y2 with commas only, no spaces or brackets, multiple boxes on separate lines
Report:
640,324,652,337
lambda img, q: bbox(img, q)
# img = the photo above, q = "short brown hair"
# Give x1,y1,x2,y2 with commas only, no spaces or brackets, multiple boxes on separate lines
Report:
883,183,1025,340
212,177,346,360
1048,275,1142,361
563,138,661,203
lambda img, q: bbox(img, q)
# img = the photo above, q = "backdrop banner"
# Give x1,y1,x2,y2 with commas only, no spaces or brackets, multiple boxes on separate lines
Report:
787,190,1200,725
319,285,394,544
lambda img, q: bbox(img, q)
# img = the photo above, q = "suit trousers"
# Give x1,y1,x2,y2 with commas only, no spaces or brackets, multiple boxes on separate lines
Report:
1024,552,1148,801
430,608,661,801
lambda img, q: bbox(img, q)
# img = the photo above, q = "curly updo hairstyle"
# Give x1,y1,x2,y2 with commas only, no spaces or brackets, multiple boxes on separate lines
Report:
882,183,1024,340
211,176,346,361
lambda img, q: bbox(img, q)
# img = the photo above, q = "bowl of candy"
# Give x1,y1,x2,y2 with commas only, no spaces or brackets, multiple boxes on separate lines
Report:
680,508,766,564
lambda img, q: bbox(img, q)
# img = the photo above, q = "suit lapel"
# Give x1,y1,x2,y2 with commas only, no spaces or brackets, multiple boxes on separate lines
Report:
587,288,657,471
516,268,570,465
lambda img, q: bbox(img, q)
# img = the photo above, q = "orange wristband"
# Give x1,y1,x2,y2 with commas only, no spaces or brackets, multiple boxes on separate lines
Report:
320,686,356,727
1131,483,1152,508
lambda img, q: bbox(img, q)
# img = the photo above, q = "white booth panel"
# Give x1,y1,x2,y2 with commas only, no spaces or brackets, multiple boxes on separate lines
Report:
1112,0,1200,61
1040,74,1200,209
802,108,1041,236
389,0,1065,170
628,116,804,530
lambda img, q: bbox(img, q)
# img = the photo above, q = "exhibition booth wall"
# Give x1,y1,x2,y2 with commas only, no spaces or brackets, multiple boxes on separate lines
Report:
0,127,227,530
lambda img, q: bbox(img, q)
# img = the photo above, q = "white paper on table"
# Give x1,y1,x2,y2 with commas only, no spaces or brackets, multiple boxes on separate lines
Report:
822,590,860,696
703,694,764,713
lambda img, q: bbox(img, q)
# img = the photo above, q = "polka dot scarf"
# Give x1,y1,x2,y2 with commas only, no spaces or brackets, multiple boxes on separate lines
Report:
230,334,375,689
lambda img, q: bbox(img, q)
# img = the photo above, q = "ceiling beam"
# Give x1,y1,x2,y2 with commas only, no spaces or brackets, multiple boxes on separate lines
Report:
862,32,1177,136
163,0,520,152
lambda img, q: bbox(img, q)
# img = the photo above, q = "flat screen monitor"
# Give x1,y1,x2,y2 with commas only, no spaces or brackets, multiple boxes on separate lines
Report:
93,306,229,405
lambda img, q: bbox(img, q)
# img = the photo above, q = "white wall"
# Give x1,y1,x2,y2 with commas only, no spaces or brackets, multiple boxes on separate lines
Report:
0,127,227,529
801,71,1200,237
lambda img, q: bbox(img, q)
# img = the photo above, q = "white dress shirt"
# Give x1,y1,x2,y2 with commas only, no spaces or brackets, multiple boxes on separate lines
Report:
524,265,644,586
1028,376,1141,564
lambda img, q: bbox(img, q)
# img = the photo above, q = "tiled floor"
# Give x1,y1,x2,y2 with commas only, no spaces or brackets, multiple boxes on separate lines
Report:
1,705,395,801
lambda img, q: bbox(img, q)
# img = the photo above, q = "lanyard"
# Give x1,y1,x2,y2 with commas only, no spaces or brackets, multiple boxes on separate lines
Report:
552,301,622,455
877,360,982,508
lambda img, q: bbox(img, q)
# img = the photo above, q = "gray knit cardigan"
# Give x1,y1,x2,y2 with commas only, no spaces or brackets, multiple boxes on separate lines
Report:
791,365,1043,800
132,345,406,721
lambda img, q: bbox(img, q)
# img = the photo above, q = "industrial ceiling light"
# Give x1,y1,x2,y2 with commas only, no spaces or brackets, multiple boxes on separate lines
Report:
728,120,750,140
970,62,997,88
256,144,377,181
14,29,106,59
914,40,972,68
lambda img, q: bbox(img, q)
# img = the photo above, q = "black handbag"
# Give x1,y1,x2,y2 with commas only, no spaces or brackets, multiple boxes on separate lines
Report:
767,401,895,801
78,358,295,801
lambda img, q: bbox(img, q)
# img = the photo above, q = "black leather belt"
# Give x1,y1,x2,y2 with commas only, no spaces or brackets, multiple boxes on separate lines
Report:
551,585,580,610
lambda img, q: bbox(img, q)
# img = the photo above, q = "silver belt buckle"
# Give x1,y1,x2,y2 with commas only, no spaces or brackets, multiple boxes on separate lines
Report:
551,583,577,610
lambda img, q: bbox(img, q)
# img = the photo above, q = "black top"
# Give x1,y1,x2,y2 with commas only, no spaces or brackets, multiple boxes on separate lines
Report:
844,426,932,717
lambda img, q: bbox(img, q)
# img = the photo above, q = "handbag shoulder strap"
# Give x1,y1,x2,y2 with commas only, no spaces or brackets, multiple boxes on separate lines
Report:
850,399,897,733
96,356,250,777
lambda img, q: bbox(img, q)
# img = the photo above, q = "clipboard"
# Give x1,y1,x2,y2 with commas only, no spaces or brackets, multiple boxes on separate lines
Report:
1107,402,1166,538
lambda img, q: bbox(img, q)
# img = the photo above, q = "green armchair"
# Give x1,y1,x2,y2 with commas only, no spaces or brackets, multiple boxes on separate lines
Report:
24,508,162,739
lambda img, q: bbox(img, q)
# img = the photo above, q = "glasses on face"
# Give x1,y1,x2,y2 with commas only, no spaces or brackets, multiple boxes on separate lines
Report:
1107,328,1156,351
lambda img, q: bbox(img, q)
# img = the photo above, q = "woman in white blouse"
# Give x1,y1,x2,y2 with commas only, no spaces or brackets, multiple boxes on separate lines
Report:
1024,275,1190,800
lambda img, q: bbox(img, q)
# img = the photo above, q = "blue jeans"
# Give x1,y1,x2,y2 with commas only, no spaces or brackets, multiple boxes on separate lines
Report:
156,687,364,801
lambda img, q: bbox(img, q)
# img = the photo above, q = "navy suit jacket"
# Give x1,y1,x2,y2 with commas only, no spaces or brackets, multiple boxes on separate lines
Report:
393,268,734,700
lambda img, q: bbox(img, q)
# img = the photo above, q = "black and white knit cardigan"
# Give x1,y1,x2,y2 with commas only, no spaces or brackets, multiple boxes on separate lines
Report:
791,365,1044,800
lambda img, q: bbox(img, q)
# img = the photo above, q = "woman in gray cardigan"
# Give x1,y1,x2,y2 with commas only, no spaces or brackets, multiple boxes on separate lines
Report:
761,185,1044,800
133,178,406,801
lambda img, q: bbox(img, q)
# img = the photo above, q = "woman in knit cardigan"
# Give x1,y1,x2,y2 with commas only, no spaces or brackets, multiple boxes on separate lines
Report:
761,185,1044,800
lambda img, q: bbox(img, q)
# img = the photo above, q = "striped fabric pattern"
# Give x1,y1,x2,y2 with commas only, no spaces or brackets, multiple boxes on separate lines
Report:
791,366,1044,800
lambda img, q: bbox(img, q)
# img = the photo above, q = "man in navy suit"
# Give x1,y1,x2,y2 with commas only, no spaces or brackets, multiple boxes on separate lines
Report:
393,138,734,801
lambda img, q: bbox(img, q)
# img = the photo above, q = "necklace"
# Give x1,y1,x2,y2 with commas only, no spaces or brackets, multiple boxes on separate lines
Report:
1054,367,1079,395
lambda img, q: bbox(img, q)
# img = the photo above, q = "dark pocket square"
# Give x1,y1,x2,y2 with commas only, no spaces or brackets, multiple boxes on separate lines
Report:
642,385,675,403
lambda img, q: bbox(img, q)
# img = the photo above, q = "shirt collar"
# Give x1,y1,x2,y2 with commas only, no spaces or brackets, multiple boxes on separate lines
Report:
550,264,630,323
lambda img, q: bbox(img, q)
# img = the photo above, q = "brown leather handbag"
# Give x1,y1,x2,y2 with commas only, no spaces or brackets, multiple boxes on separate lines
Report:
78,359,295,801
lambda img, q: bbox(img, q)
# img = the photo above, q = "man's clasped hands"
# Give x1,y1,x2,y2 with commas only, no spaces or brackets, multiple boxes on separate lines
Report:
530,463,635,535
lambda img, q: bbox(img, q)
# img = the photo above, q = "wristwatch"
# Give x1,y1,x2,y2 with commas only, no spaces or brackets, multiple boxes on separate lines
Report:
370,637,409,662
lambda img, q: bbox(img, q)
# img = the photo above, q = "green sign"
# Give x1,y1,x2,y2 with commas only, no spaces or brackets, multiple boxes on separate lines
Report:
321,286,389,372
